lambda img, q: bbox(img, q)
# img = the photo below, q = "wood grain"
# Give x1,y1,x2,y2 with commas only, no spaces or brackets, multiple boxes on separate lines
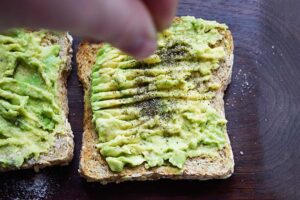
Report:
0,0,299,199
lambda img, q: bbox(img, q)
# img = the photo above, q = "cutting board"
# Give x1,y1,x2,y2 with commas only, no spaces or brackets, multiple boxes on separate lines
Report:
1,0,299,199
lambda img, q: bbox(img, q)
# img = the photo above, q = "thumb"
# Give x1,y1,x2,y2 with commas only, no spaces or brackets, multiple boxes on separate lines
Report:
0,0,157,59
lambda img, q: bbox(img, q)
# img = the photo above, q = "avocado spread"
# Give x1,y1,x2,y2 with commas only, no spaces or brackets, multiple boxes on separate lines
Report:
91,16,229,172
0,30,64,168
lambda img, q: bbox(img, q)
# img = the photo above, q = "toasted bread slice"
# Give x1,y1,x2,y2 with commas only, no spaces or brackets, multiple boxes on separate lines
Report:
77,17,234,184
0,31,74,172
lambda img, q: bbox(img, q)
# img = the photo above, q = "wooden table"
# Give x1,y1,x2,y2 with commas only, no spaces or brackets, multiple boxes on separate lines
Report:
0,0,299,199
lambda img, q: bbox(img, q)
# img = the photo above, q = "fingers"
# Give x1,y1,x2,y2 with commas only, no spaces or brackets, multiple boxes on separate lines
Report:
1,0,157,59
143,0,178,31
0,0,178,59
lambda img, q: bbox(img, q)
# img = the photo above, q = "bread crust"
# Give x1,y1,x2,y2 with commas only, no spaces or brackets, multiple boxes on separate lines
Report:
0,32,74,172
77,24,234,184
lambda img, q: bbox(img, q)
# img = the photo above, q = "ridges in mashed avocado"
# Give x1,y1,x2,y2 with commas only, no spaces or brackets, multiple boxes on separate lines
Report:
0,30,64,168
91,16,229,172
94,100,227,172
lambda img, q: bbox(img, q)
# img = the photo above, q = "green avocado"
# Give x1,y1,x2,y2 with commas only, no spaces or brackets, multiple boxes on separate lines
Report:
91,16,229,172
0,30,64,167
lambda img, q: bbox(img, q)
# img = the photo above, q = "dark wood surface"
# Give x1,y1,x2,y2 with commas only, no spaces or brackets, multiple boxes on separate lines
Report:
1,0,299,199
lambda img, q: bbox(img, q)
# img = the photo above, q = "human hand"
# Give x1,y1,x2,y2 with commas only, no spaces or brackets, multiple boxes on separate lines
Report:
1,0,178,59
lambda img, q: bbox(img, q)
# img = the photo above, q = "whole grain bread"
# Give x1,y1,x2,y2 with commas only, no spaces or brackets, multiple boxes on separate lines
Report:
77,18,234,184
0,32,74,172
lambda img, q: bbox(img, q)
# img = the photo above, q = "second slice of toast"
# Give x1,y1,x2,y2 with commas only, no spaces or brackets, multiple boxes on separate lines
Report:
0,30,74,172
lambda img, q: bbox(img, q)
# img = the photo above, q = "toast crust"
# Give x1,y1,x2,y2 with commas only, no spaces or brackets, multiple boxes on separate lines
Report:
77,23,234,184
0,32,74,172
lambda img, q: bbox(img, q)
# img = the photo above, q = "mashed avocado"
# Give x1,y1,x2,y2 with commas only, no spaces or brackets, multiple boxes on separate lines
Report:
0,30,64,167
91,16,229,172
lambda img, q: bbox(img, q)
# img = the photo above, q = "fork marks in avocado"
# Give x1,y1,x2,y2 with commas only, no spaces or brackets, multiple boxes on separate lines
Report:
91,16,229,172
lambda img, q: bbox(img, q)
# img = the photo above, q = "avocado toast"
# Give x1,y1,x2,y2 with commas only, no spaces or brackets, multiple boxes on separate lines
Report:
77,16,234,183
0,30,74,171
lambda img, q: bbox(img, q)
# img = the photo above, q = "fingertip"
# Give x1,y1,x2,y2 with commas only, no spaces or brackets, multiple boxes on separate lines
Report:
120,36,157,60
98,0,158,60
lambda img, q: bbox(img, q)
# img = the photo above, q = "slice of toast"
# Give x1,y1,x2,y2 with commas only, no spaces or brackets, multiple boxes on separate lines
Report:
77,17,234,184
0,31,74,172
